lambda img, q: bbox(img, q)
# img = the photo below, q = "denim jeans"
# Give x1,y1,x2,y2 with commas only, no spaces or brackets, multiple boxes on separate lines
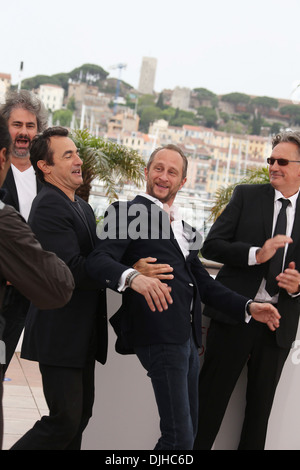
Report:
135,332,200,450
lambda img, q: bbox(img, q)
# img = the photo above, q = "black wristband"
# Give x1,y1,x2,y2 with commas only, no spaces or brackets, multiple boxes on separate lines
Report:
246,300,254,315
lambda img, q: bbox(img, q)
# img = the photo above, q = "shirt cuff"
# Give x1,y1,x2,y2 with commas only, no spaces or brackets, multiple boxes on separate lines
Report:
245,300,252,323
249,247,261,265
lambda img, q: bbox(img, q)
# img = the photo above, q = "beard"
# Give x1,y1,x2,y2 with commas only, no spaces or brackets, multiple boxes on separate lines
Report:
12,146,30,158
12,135,31,159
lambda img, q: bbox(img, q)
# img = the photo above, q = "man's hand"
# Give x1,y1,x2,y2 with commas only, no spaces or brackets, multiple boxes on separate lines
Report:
277,261,300,294
249,302,281,331
256,235,292,264
130,274,173,312
134,257,174,280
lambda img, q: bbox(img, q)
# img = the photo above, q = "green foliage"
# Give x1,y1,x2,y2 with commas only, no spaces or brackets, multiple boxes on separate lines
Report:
194,88,217,101
71,129,145,202
280,105,300,125
210,166,270,221
250,113,263,135
139,106,164,132
169,108,197,127
197,106,218,128
21,63,109,93
221,92,251,105
252,96,278,109
52,109,73,127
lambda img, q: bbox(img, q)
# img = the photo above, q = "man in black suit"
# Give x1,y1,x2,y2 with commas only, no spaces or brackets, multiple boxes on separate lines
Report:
11,127,107,450
194,130,300,450
0,90,47,370
86,144,280,450
0,117,74,450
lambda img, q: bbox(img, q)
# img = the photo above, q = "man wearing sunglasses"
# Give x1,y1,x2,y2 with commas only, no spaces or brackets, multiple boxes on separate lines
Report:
194,130,300,450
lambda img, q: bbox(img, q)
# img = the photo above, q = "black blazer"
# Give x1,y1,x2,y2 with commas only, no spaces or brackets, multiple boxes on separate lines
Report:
202,183,300,349
1,167,43,211
87,195,251,351
21,183,107,367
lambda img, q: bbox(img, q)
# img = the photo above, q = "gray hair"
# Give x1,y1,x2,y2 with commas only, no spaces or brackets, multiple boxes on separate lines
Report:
272,130,300,157
0,90,48,132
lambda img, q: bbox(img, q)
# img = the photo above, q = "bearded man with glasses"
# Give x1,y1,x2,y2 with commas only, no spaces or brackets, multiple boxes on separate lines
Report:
194,130,300,450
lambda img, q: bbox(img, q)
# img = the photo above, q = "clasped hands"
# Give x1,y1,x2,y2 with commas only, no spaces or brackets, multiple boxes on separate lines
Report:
256,234,300,294
130,257,281,332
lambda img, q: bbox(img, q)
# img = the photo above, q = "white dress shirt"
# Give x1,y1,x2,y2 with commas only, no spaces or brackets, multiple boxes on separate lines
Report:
11,164,36,221
248,189,300,302
118,193,190,291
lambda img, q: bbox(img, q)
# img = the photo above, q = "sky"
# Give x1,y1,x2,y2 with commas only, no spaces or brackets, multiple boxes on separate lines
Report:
1,0,300,101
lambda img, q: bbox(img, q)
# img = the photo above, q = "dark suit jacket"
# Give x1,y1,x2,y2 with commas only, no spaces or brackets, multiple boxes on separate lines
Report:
21,183,108,367
202,183,300,349
86,195,251,351
1,167,43,211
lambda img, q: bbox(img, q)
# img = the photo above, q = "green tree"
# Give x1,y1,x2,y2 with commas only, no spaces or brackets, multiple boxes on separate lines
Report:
197,106,218,127
209,167,270,221
221,92,251,105
156,92,165,109
280,105,300,126
251,96,278,110
67,96,76,112
251,113,263,135
139,106,163,132
169,108,197,127
71,129,145,202
52,109,73,127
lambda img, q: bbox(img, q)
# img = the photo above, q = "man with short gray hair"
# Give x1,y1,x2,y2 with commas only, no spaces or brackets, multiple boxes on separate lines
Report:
195,130,300,450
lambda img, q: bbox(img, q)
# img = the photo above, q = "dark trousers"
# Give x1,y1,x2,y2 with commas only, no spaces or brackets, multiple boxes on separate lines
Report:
10,359,95,450
135,332,200,450
194,319,290,450
2,287,30,372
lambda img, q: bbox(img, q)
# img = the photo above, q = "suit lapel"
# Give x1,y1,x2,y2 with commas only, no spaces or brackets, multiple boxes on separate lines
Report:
2,168,19,209
133,195,185,256
262,185,275,239
286,193,300,265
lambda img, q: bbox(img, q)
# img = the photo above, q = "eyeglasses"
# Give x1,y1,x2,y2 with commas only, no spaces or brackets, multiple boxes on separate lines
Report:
267,157,300,166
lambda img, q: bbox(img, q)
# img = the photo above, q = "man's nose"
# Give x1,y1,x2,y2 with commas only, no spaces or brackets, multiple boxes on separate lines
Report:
76,155,83,165
159,170,168,180
272,160,280,170
18,125,29,135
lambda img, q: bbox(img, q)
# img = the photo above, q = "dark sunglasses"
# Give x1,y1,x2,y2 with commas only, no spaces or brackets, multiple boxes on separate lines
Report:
267,157,300,166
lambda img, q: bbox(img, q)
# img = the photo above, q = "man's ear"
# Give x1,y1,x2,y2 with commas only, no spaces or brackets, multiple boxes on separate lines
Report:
179,177,187,191
37,159,51,175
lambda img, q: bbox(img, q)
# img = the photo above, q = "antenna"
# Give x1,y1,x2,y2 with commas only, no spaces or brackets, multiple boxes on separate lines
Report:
109,63,127,114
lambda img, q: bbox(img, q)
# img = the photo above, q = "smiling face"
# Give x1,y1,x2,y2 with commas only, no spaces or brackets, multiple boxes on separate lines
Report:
268,142,300,197
145,148,186,206
37,136,83,200
7,108,37,160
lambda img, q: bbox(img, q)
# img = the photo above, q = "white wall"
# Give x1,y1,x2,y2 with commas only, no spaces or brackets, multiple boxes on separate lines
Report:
82,290,300,450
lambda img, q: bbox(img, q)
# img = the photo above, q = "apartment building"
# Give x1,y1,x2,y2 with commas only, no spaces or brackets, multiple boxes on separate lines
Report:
38,84,64,112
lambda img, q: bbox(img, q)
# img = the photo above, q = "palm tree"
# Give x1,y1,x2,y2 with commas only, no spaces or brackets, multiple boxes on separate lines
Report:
71,129,146,203
210,166,270,221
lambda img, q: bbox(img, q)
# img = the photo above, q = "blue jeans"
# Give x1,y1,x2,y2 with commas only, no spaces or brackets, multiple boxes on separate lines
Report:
135,332,200,450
